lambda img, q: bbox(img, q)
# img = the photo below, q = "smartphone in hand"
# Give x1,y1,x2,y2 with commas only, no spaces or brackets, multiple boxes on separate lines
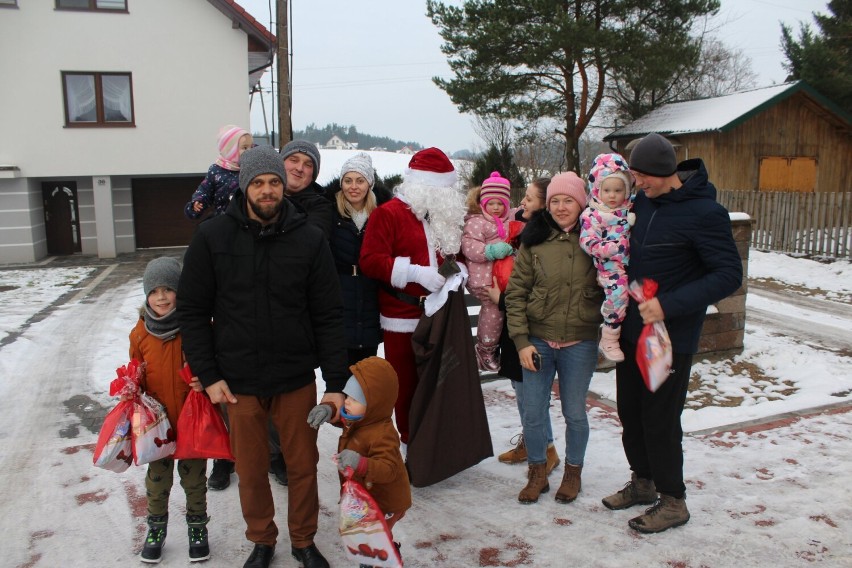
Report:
532,352,542,371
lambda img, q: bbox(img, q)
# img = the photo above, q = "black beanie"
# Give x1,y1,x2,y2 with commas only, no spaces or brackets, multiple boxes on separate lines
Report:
629,133,677,177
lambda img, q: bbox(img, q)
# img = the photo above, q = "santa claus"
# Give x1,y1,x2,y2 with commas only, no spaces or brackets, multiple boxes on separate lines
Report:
359,147,468,444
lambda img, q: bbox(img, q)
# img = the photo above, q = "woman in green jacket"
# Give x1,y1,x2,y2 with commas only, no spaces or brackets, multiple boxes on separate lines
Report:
505,172,603,506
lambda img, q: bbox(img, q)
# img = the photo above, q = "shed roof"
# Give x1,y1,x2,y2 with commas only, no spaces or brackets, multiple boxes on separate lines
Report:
206,0,277,90
604,81,851,141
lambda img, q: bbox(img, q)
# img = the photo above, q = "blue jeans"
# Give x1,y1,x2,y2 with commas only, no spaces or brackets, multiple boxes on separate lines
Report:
511,379,554,444
520,337,597,466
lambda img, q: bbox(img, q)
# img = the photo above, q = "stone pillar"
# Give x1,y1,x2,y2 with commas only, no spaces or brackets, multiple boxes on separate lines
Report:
92,175,117,259
697,215,752,354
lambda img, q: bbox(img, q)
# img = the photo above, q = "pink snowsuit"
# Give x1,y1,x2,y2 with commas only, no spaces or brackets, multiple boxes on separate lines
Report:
462,207,517,348
579,153,634,329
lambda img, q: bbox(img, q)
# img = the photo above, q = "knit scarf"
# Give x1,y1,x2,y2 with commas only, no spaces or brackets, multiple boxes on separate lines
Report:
144,305,180,339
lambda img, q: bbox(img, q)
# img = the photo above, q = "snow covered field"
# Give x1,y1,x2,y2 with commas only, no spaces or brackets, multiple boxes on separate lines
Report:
0,250,849,566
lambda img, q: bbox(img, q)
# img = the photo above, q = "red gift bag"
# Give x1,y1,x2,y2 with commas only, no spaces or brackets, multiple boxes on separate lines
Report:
339,468,402,567
627,279,673,392
93,359,143,472
93,400,133,472
492,220,525,292
173,364,234,461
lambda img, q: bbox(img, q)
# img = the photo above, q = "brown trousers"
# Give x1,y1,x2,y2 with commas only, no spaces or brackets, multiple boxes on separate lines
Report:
228,383,320,548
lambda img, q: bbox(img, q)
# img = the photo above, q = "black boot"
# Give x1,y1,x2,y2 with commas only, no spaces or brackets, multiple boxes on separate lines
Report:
140,514,168,563
269,453,288,486
208,459,234,491
186,514,210,562
243,543,275,568
291,543,329,568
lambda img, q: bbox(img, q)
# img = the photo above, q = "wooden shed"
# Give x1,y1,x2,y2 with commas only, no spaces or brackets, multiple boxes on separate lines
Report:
604,82,852,193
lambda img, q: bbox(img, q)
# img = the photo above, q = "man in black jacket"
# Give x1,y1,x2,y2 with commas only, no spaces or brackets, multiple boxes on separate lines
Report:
601,133,743,534
178,145,346,568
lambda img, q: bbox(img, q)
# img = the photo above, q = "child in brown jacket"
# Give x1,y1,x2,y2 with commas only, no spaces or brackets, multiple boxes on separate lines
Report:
129,257,208,563
308,356,411,564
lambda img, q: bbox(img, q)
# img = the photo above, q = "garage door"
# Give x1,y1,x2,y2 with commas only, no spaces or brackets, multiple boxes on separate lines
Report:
132,177,208,248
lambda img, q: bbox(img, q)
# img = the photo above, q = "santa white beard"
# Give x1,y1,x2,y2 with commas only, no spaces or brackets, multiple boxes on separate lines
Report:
397,180,466,256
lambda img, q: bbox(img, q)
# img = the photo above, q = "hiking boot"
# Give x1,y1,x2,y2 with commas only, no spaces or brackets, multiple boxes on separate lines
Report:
518,463,549,504
243,543,274,568
498,433,527,464
628,494,690,533
602,473,658,510
208,459,234,491
140,514,168,563
269,453,288,486
555,463,582,503
599,325,625,362
291,543,330,568
186,514,210,562
545,443,560,475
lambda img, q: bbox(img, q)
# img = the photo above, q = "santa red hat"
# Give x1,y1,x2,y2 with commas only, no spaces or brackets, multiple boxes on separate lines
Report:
405,147,458,187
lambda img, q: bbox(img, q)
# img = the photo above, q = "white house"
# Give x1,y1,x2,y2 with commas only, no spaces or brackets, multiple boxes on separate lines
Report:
324,135,358,150
0,0,275,263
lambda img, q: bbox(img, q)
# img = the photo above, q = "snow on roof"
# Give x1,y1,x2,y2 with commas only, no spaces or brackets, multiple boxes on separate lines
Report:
605,82,800,140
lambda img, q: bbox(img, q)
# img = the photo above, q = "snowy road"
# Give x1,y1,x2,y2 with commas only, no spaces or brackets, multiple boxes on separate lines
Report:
1,253,850,567
747,282,852,356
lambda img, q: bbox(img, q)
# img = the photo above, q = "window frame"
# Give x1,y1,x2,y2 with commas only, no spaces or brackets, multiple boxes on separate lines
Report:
55,0,128,13
61,71,136,128
0,0,19,8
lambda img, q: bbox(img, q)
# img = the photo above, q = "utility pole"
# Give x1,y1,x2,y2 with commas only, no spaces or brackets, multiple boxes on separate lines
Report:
276,0,292,148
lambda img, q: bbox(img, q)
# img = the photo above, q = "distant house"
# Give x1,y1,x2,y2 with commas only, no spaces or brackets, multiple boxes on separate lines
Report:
0,0,275,263
397,146,416,155
604,81,851,193
324,135,358,150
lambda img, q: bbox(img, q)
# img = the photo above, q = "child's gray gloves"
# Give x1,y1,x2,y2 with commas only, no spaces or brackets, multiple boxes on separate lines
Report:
306,403,334,428
336,449,367,475
485,242,513,261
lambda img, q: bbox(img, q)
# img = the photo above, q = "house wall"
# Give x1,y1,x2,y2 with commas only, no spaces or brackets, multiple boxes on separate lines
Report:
0,1,257,262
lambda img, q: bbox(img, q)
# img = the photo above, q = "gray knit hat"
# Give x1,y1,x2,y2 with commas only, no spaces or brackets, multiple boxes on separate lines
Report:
628,133,677,177
143,257,181,297
280,139,321,181
239,145,287,192
340,152,375,189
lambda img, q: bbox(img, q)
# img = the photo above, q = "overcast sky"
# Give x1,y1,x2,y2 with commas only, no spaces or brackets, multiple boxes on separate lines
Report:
240,0,829,153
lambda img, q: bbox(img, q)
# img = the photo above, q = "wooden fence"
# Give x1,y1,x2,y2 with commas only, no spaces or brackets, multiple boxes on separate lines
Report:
717,190,851,259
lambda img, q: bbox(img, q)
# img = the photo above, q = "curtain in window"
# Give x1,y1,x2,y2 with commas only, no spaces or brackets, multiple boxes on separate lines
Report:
96,0,126,9
101,75,132,122
65,75,97,122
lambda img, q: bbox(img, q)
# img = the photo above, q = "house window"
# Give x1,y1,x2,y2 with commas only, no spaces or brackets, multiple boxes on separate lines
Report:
56,0,127,11
0,1,19,8
62,72,135,127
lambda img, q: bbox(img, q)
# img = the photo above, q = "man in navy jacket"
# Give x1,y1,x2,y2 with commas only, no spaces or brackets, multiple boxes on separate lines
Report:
601,133,743,534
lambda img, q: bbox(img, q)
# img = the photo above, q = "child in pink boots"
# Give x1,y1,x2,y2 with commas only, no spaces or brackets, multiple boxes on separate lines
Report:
580,154,635,362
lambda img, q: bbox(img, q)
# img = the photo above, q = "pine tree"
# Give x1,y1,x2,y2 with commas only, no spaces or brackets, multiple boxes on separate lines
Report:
426,0,719,173
782,0,852,114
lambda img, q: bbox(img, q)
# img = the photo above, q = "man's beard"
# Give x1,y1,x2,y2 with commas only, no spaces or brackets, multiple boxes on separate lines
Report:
398,181,466,256
248,195,283,222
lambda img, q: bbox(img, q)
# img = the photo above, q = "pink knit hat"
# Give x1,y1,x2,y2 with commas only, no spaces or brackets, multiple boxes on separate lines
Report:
216,125,250,171
546,172,588,207
479,171,511,211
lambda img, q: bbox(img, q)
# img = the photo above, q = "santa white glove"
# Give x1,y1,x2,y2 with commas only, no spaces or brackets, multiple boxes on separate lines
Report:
407,264,446,292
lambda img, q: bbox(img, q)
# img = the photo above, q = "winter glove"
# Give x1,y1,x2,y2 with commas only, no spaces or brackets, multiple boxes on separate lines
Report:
484,242,513,261
407,264,446,292
336,449,368,476
306,403,335,429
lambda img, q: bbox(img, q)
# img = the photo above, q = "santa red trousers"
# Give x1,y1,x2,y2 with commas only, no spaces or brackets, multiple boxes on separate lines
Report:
383,330,419,444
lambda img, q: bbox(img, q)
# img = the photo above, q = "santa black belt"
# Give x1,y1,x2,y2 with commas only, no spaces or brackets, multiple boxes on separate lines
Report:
380,284,426,308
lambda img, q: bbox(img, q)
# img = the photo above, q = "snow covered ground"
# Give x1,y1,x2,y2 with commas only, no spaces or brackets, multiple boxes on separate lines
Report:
0,251,849,567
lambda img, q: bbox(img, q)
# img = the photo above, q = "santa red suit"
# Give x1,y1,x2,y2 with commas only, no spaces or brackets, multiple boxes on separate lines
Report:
360,147,467,443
